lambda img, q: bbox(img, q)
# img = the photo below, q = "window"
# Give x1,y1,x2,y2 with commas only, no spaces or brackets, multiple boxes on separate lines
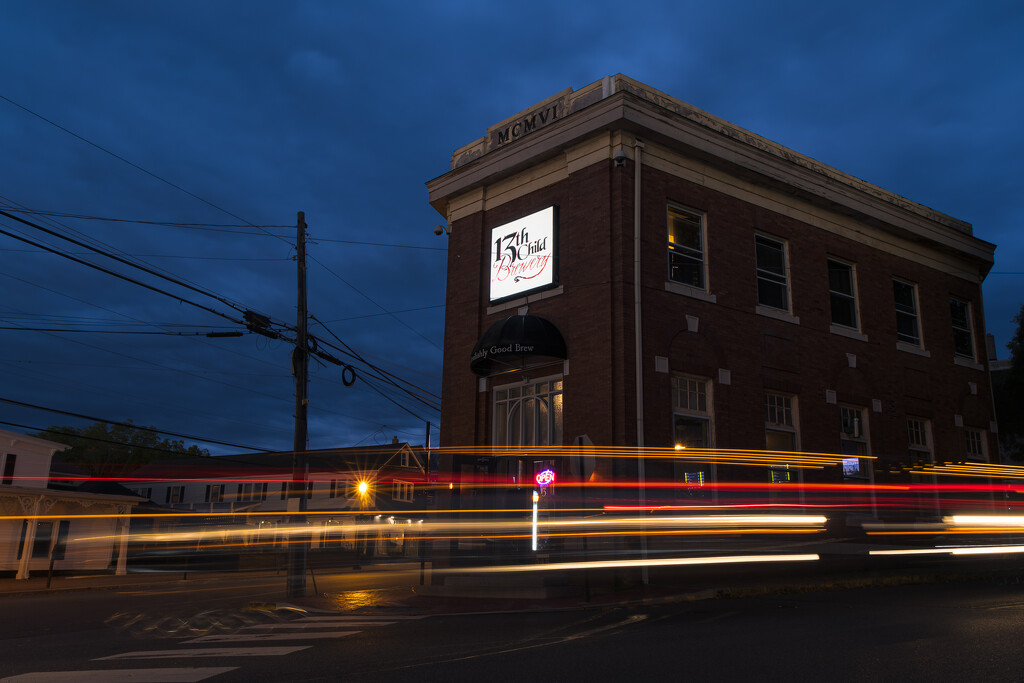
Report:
839,406,870,480
205,484,224,503
672,375,713,493
907,418,933,465
393,480,414,503
400,451,410,468
2,454,16,485
755,236,789,311
764,392,798,451
165,486,185,504
893,280,921,346
765,392,799,484
965,429,986,460
667,206,706,290
672,375,711,448
493,377,563,448
330,480,339,498
828,259,859,329
236,483,259,502
32,522,53,559
950,298,975,359
132,487,153,500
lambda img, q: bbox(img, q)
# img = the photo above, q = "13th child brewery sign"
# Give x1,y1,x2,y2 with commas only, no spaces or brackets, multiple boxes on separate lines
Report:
489,206,558,303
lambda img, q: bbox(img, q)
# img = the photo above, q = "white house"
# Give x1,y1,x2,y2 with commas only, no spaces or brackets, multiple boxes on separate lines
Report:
0,429,142,578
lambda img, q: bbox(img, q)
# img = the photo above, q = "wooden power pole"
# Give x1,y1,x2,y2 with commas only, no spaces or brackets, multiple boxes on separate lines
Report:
287,211,309,597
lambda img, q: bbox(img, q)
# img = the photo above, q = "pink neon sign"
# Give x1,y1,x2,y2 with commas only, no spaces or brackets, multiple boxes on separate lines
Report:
535,469,555,486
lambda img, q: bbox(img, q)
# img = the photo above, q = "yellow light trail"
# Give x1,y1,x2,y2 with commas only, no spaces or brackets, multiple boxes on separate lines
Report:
448,553,821,573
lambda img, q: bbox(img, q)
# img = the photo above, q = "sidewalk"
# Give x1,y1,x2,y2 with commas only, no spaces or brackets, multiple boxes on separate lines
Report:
3,554,1021,618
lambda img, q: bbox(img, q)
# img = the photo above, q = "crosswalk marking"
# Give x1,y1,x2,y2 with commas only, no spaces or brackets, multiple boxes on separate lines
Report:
96,646,309,660
183,631,359,644
10,612,427,682
1,667,237,682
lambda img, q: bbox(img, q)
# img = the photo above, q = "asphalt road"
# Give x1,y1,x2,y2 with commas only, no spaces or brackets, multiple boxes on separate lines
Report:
5,575,1024,682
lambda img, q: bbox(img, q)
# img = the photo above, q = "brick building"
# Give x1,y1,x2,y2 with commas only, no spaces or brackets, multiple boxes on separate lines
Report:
426,75,997,502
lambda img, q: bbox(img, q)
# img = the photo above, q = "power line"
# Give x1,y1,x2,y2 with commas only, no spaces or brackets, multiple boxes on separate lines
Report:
0,92,291,247
311,315,441,404
309,253,442,351
0,205,292,229
0,206,447,250
317,303,446,323
0,326,246,337
0,396,273,452
0,220,249,328
0,208,266,321
0,420,214,457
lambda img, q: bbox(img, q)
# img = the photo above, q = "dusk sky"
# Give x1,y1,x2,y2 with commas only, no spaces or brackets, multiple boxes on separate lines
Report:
1,0,1021,455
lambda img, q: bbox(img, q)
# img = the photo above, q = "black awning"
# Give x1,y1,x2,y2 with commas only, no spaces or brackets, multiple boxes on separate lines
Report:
470,315,567,377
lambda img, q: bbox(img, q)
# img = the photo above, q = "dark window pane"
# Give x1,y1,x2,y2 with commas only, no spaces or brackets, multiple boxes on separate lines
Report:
828,260,853,295
828,260,857,328
755,237,785,276
756,237,788,310
669,251,705,288
950,298,974,358
893,281,920,345
673,416,709,448
758,279,788,310
831,295,857,328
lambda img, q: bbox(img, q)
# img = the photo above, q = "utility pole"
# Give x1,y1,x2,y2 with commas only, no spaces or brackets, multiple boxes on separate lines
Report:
287,211,309,598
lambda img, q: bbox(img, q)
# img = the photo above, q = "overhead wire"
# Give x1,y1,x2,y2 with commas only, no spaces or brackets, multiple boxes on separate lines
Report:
310,315,440,404
0,220,249,327
0,205,448,250
308,253,442,351
0,397,273,452
0,92,292,247
0,94,445,442
0,206,288,329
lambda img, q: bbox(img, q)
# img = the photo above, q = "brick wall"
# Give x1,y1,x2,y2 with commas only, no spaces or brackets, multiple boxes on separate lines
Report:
440,154,996,467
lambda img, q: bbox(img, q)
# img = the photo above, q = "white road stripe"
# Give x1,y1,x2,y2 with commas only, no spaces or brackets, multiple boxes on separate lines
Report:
96,646,309,660
242,621,394,629
1,667,237,682
183,631,359,643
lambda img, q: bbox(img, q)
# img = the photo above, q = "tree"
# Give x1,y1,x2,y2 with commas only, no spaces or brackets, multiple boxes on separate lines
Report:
37,421,210,476
994,304,1024,462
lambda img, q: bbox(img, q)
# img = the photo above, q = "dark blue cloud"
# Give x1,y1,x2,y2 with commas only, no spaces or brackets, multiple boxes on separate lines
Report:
1,0,1020,452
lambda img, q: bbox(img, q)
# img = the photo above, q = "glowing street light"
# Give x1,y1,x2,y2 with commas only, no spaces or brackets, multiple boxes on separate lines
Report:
532,489,539,551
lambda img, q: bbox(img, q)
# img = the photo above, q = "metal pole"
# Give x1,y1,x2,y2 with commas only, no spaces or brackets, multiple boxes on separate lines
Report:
633,141,649,584
287,211,309,598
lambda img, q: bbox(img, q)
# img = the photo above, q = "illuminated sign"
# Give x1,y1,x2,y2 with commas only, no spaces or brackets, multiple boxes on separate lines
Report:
489,206,557,303
535,469,556,486
842,457,861,478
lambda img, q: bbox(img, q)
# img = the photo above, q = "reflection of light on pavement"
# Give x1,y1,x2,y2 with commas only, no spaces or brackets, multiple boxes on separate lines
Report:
323,589,395,611
452,553,820,573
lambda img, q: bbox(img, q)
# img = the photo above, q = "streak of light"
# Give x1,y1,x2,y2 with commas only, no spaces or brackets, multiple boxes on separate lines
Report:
449,553,820,573
72,513,827,544
869,546,1024,556
542,515,828,527
946,515,1024,527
